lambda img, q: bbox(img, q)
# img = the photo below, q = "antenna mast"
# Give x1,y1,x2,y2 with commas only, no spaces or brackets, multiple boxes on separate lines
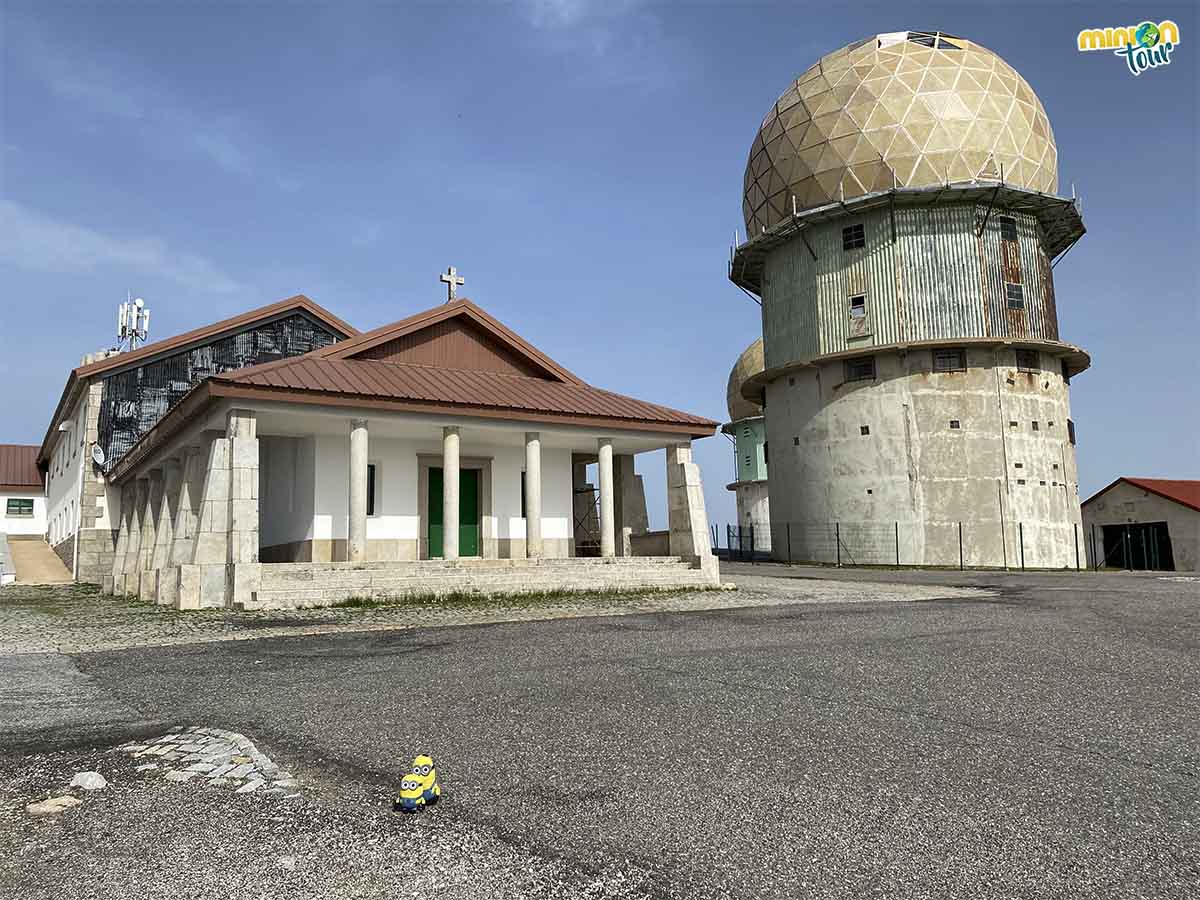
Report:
117,292,151,351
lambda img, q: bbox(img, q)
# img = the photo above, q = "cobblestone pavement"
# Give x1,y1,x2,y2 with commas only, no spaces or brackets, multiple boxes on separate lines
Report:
0,574,990,655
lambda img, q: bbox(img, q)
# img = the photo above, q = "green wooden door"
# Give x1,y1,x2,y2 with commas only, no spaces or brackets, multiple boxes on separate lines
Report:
428,468,481,558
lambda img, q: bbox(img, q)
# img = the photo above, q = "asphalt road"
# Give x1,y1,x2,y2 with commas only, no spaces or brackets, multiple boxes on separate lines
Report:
2,569,1197,898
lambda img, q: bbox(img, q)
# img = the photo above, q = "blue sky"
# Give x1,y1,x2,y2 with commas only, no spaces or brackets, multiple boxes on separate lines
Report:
1,1,1196,529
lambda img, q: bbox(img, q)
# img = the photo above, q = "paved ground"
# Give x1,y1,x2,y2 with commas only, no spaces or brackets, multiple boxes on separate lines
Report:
6,538,72,585
1,566,1196,898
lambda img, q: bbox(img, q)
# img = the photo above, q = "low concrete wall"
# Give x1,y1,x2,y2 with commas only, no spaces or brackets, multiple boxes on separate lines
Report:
630,531,670,556
244,556,719,610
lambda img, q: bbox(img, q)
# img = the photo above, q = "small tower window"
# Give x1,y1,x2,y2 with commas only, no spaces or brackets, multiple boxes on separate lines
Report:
844,356,876,382
1032,421,1039,431
849,294,867,319
1068,419,1077,445
1005,282,1025,309
998,216,1018,242
1015,349,1039,372
842,223,866,251
860,425,870,436
949,420,961,429
933,348,966,372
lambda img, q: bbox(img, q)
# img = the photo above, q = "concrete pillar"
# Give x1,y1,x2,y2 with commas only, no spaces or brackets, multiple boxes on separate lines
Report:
225,409,260,608
104,483,134,594
120,480,146,595
442,426,460,560
597,438,615,558
613,454,648,557
348,418,369,562
666,441,720,583
150,460,181,604
169,446,204,566
524,432,542,559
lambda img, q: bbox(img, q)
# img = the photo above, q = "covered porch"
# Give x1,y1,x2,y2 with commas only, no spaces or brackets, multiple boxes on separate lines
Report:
102,399,719,609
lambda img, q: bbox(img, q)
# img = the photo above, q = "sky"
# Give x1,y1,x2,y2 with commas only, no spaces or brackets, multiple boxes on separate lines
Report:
1,1,1196,530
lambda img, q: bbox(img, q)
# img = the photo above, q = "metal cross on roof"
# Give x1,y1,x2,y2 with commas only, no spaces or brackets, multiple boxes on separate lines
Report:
439,266,465,302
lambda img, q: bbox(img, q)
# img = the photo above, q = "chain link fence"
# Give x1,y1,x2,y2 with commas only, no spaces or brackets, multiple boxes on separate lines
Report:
712,521,1091,571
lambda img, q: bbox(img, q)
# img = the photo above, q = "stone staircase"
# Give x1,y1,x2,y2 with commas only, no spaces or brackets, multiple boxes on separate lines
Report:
245,556,716,610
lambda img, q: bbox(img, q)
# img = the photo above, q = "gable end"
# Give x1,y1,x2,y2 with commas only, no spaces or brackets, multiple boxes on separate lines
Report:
349,317,554,379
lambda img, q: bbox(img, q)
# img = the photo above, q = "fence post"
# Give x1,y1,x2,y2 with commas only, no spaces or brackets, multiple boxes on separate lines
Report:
1074,524,1080,571
1140,528,1148,571
1123,526,1130,570
1019,522,1025,571
835,522,841,568
786,522,792,566
959,521,964,571
1091,523,1098,570
895,521,899,566
750,523,756,564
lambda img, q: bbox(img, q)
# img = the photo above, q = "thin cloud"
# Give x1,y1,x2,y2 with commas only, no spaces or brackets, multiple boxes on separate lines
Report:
11,18,284,185
0,201,243,295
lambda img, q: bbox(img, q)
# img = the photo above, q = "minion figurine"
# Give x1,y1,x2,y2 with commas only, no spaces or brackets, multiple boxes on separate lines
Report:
393,775,426,813
411,754,441,805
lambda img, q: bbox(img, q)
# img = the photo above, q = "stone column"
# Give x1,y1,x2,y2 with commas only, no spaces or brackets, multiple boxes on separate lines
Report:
104,482,134,595
524,432,542,559
169,446,205,567
348,418,369,562
150,459,182,606
597,438,615,558
613,454,648,557
666,441,719,583
120,480,145,595
442,426,460,560
226,409,260,608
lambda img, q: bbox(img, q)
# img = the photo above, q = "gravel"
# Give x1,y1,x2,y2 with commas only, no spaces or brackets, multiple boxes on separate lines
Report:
1,567,1196,898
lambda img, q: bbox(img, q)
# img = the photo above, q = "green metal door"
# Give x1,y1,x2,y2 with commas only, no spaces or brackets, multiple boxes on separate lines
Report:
459,470,479,557
427,468,481,558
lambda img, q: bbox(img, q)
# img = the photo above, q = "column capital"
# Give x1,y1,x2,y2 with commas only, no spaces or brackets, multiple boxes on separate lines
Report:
350,417,369,431
525,431,540,442
443,425,460,437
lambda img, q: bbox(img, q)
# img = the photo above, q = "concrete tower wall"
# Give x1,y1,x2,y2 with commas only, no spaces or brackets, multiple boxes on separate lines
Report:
764,345,1082,568
761,204,1059,368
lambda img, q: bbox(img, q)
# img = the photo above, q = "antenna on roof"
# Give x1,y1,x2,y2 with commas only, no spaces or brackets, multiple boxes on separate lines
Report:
117,292,151,350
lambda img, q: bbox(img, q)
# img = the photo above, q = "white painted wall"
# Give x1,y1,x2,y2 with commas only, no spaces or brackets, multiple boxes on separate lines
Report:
1082,483,1200,572
0,491,47,535
43,393,87,548
259,436,316,548
306,434,571,543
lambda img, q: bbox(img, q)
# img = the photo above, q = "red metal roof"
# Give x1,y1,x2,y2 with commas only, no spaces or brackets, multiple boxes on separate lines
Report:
217,356,716,430
1083,477,1200,513
0,444,44,490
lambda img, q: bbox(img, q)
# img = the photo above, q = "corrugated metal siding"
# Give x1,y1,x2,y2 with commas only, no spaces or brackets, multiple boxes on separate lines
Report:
811,208,901,353
895,205,985,342
762,236,820,369
735,420,767,482
761,201,1063,366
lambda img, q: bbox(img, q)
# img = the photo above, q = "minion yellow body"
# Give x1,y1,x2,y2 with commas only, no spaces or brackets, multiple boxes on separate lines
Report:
394,775,426,813
412,754,441,805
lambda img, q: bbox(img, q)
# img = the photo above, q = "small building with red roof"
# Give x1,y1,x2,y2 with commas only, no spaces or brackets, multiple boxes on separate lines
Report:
1081,477,1200,572
0,444,47,536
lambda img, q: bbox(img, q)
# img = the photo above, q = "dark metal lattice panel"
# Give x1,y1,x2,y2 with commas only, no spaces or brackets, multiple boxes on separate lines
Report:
96,312,340,468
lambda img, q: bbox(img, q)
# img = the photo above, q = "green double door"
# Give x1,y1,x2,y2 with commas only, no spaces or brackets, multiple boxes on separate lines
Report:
428,468,480,557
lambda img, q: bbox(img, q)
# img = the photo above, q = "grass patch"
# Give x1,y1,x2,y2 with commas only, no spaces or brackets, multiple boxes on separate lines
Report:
330,585,726,611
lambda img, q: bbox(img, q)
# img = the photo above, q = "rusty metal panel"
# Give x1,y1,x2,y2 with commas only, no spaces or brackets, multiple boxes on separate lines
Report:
978,207,1059,340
